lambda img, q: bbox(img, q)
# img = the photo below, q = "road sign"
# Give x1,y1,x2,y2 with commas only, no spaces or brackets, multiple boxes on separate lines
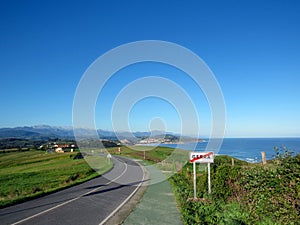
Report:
189,152,214,163
189,151,214,199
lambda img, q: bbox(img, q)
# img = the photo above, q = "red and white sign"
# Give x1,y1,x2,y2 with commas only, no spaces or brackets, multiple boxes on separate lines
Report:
189,152,214,163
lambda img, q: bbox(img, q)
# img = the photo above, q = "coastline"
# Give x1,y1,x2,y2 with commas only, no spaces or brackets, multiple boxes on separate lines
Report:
137,137,300,163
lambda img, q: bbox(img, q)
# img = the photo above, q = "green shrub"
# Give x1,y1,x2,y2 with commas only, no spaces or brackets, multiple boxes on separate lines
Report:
169,153,300,225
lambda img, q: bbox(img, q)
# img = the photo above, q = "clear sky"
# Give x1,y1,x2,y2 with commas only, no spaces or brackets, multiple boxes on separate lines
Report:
0,0,299,137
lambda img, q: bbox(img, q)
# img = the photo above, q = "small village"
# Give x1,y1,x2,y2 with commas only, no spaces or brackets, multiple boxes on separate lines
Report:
39,142,78,153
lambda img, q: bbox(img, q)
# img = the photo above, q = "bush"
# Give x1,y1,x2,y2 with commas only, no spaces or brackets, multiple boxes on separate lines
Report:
169,153,300,225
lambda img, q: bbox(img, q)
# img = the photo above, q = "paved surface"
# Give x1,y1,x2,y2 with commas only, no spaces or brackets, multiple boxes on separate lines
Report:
0,156,145,225
123,161,183,225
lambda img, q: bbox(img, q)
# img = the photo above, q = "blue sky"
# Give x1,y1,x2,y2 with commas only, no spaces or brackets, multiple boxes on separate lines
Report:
0,0,299,137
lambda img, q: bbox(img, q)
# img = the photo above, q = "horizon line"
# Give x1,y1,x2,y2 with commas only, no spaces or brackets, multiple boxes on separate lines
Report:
0,124,299,139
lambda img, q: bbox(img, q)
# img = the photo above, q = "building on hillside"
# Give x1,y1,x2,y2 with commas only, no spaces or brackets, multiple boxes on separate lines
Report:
55,147,64,153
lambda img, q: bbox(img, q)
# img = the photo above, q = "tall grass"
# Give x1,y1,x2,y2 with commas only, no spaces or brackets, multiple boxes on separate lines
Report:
0,150,112,208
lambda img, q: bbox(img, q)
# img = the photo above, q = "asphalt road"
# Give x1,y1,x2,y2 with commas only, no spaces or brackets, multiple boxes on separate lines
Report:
0,156,145,225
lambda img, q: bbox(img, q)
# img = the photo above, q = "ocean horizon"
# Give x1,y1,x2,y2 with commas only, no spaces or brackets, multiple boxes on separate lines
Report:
155,137,300,163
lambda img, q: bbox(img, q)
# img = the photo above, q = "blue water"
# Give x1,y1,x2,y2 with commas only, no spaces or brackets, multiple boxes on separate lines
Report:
158,138,300,163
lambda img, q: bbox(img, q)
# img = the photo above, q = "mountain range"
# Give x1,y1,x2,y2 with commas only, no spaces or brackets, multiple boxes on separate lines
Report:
0,125,172,140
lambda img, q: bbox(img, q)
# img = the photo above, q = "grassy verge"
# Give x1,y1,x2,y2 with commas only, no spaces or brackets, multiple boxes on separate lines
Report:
169,154,300,224
0,150,112,208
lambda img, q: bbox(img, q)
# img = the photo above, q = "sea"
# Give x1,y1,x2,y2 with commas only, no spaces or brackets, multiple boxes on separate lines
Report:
157,138,300,163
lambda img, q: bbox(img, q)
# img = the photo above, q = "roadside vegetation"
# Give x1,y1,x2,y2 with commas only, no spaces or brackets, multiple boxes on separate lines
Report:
107,145,177,163
0,150,112,208
169,148,300,225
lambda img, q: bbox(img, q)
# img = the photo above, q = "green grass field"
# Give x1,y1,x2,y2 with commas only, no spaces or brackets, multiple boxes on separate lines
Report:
0,150,112,208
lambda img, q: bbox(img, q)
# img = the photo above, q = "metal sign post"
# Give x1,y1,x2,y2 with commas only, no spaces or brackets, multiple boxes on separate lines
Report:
193,161,196,199
208,162,211,194
189,152,214,198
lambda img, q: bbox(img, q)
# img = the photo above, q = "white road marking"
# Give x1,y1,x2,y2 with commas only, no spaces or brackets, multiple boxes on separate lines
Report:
12,157,128,225
98,160,146,225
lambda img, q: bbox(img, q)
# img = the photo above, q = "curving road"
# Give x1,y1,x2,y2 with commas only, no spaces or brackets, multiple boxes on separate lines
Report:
0,156,145,225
